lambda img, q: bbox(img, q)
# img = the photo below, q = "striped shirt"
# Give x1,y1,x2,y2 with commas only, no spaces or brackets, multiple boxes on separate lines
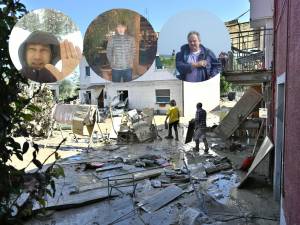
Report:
106,34,135,70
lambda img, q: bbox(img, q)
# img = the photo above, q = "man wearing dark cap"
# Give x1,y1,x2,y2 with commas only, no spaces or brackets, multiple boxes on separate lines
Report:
19,31,81,83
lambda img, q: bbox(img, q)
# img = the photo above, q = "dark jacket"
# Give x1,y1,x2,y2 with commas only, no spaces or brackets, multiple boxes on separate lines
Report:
175,44,221,82
18,31,60,83
195,108,207,129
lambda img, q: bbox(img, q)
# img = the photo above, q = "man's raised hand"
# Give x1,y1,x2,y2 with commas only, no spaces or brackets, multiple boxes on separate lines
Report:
45,40,81,80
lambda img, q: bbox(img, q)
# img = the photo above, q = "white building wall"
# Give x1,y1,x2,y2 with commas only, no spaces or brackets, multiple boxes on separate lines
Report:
79,57,108,88
265,23,273,69
249,0,274,70
80,57,177,86
79,57,219,117
249,0,273,28
105,80,183,114
79,90,88,104
183,74,220,119
79,56,182,110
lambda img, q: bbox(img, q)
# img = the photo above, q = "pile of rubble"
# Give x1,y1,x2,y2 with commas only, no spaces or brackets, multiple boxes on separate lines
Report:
115,109,158,144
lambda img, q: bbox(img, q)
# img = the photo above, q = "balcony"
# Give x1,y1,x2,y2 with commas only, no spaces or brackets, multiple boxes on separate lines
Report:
223,28,273,84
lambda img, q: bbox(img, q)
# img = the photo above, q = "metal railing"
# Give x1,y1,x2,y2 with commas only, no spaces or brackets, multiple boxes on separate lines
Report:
223,28,273,72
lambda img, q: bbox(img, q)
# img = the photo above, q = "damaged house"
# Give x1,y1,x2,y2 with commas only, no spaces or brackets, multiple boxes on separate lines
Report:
10,0,300,225
79,57,220,118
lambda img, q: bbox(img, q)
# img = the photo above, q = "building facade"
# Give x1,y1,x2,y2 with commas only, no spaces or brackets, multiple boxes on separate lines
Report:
273,0,300,224
79,57,220,119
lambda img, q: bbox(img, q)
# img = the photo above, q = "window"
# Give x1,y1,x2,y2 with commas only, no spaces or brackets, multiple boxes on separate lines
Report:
85,66,90,77
117,90,128,102
155,89,170,103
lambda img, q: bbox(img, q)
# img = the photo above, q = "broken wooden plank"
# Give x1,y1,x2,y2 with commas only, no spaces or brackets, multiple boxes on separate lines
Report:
205,163,232,175
215,88,263,139
95,164,123,172
107,168,164,186
34,187,119,211
137,185,183,213
69,181,107,195
72,168,164,194
133,168,163,180
238,136,274,188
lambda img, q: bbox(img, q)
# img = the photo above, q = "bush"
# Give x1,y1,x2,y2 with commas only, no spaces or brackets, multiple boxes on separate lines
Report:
220,73,232,94
0,1,64,224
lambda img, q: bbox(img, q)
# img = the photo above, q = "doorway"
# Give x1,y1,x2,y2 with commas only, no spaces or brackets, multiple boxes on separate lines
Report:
117,90,128,102
274,74,285,202
98,90,104,108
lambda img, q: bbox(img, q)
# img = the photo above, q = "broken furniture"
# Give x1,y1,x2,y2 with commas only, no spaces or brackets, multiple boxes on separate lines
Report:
70,168,164,195
235,118,261,138
46,104,103,148
110,93,129,117
111,108,157,143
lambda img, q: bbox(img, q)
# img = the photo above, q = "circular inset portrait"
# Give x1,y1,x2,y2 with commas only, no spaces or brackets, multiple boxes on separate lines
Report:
84,9,157,82
9,8,83,83
158,10,231,83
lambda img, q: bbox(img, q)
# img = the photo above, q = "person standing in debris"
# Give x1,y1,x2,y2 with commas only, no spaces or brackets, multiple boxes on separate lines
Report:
165,99,180,141
175,31,221,82
193,102,209,153
106,21,135,82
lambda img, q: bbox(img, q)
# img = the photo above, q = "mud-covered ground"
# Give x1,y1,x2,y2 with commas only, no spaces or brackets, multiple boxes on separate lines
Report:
11,100,279,225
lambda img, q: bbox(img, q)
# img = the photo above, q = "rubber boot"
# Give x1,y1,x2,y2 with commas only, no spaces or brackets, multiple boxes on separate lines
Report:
193,140,200,151
203,138,209,153
175,129,179,141
165,126,173,139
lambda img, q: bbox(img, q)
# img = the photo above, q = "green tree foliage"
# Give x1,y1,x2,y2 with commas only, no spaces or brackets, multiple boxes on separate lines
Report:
22,85,55,137
16,8,78,39
160,56,175,69
58,69,79,102
59,78,78,101
0,1,64,224
220,73,232,94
